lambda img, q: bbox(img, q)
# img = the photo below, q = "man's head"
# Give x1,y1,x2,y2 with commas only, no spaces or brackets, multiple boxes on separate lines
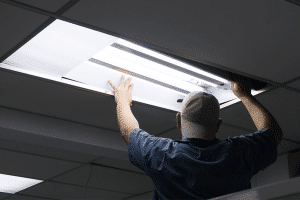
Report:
176,91,222,140
176,112,222,140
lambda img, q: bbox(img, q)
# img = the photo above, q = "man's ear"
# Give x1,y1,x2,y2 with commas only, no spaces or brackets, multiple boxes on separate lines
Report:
176,113,181,129
218,118,222,129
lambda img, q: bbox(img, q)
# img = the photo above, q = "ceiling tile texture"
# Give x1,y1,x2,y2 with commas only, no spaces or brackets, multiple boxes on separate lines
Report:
0,2,49,59
14,0,69,13
62,0,300,83
0,0,299,199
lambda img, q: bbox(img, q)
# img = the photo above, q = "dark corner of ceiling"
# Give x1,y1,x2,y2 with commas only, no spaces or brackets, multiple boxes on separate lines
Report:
285,0,300,7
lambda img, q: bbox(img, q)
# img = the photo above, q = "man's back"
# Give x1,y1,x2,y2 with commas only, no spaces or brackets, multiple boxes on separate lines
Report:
128,81,283,199
128,128,278,199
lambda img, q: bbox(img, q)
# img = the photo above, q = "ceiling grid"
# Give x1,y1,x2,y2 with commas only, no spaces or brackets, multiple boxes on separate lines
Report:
0,0,299,199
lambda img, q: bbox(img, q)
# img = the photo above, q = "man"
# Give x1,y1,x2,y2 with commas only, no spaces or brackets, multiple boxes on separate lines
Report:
108,76,283,199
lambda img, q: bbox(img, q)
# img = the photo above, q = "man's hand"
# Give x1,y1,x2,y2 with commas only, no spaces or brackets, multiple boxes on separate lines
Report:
230,80,252,98
108,75,134,106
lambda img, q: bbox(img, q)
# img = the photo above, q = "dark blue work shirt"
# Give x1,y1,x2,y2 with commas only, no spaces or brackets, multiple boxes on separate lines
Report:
128,128,278,200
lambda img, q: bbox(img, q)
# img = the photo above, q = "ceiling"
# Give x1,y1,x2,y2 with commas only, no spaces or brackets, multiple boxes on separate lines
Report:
0,0,300,199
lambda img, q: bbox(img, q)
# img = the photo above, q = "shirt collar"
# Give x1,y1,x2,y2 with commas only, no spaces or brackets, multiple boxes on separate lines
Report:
181,137,220,145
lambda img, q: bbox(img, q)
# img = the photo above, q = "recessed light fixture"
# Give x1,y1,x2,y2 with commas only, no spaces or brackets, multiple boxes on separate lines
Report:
1,19,266,113
0,173,43,194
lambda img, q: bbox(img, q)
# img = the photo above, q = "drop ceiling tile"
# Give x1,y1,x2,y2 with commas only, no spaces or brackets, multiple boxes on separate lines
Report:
19,181,132,200
84,187,134,200
63,0,300,83
125,191,154,200
219,87,300,141
0,148,81,180
0,69,177,144
52,164,154,194
0,137,99,163
0,66,100,126
286,79,300,90
6,194,49,200
0,70,128,151
131,103,178,136
278,140,300,156
271,193,300,200
0,2,49,60
14,0,69,13
0,193,11,199
94,157,145,174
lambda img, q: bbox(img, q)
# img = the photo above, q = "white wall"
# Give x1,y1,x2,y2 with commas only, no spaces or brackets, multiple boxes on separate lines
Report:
251,154,289,188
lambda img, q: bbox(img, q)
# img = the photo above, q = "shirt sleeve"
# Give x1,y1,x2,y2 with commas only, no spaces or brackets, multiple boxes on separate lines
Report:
128,128,173,175
226,128,278,176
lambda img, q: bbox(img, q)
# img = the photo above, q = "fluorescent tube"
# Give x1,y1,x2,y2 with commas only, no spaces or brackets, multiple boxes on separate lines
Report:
91,50,204,93
94,44,218,88
114,39,230,84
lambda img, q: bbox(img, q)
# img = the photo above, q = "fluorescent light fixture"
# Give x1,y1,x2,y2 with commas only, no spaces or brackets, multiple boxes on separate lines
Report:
1,19,267,113
108,39,228,85
0,173,43,194
2,19,118,79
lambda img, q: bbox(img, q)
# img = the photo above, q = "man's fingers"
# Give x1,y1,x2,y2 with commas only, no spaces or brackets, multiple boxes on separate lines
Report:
108,80,116,90
125,77,131,87
130,84,134,91
121,75,125,85
109,76,132,90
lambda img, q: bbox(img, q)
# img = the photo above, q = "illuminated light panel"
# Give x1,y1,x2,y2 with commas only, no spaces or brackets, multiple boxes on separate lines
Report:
0,173,43,194
90,47,207,93
110,39,229,84
1,19,267,112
